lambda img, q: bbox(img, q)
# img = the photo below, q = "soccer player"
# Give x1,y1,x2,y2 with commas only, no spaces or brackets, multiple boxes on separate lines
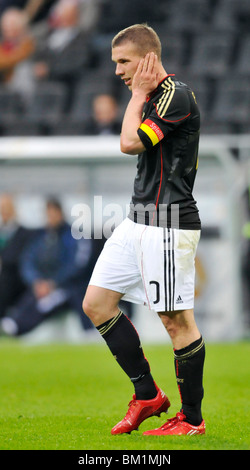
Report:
83,24,205,436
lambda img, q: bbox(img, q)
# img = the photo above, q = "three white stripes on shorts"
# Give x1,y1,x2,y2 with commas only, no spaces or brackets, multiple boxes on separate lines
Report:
163,228,175,312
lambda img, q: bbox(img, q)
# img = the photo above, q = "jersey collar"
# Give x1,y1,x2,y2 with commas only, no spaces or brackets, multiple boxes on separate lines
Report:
146,74,175,102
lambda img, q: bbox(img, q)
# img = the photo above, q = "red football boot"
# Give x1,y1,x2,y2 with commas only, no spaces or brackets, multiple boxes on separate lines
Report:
111,387,170,435
143,411,205,436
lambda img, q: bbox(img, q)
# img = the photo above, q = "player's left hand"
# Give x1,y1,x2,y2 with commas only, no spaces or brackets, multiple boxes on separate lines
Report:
132,52,159,96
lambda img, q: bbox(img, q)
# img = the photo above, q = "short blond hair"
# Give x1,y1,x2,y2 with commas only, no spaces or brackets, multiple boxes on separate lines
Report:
112,23,162,60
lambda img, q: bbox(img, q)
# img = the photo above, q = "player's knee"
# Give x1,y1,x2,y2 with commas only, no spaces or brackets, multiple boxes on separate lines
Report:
82,295,95,320
158,312,179,341
82,294,106,325
83,286,122,326
159,309,199,344
164,320,178,341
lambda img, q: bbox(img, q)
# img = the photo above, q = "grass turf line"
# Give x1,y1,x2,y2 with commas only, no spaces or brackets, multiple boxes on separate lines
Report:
0,340,249,450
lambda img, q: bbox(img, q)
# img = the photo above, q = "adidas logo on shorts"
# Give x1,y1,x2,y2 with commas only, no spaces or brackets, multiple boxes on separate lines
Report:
176,295,183,304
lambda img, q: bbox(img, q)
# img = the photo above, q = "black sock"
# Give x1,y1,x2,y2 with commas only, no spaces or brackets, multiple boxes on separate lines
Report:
174,336,205,426
97,311,157,400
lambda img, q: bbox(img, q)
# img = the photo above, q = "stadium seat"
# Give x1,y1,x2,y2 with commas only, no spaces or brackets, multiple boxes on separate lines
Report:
96,0,166,34
51,119,88,136
188,32,235,78
0,87,23,124
68,86,101,124
23,81,67,129
68,71,117,124
239,122,250,134
93,37,115,75
2,120,41,136
237,35,250,76
161,33,186,73
211,0,238,32
201,121,232,135
211,78,250,126
213,0,250,32
165,0,212,33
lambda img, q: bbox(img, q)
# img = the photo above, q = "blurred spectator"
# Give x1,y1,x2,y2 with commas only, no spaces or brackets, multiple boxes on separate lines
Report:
0,193,33,319
0,1,56,21
0,7,35,100
77,0,100,34
0,1,62,44
23,0,58,23
96,0,165,34
0,1,99,32
84,94,122,135
1,197,94,336
32,0,95,110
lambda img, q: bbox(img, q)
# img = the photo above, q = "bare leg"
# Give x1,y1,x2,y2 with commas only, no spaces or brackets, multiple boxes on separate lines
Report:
83,285,123,326
158,308,201,349
83,284,158,401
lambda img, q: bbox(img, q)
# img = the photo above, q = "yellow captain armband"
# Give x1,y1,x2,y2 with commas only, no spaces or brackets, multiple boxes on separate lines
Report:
139,119,164,147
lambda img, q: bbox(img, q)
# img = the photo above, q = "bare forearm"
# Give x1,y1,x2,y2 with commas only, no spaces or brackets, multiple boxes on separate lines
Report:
24,0,46,21
120,52,160,155
120,90,146,155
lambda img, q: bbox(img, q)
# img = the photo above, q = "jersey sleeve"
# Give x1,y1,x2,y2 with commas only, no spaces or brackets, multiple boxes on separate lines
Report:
137,82,191,150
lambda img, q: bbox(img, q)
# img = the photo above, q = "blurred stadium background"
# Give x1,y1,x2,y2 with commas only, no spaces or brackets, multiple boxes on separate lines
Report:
0,0,250,344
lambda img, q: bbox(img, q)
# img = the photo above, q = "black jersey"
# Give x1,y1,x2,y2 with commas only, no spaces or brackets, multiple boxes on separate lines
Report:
128,75,201,230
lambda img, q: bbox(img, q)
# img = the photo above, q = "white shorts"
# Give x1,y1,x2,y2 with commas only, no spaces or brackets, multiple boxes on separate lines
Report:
89,218,200,312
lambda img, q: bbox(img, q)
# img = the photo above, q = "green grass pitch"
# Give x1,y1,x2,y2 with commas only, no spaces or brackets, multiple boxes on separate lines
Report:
0,339,249,451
